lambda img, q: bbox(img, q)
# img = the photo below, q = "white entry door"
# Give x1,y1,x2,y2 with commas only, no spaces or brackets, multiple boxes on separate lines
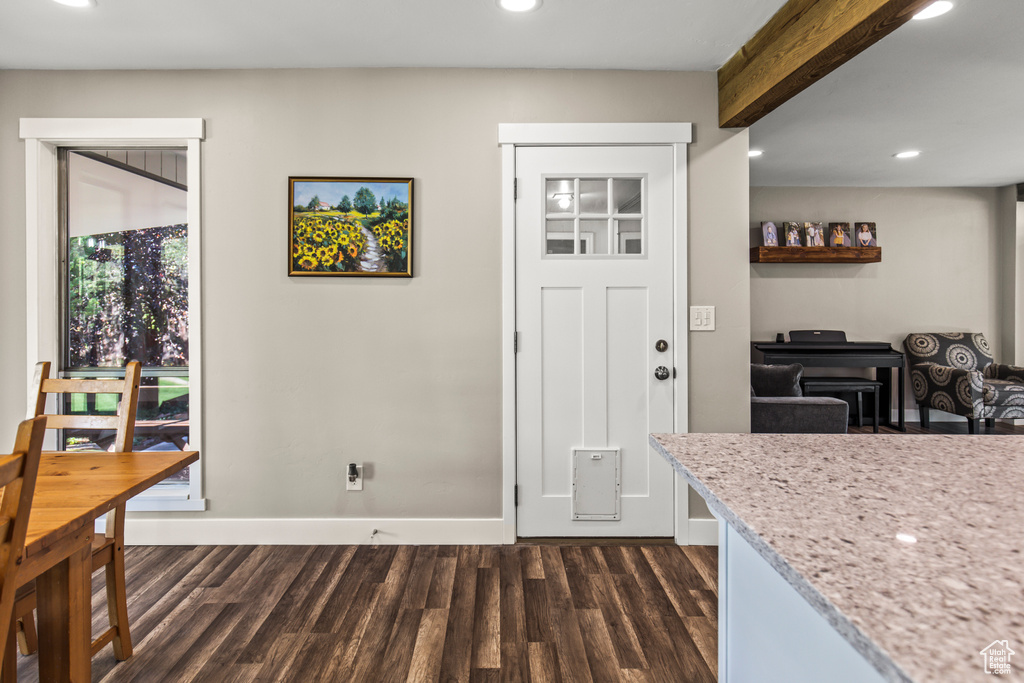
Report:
516,145,676,537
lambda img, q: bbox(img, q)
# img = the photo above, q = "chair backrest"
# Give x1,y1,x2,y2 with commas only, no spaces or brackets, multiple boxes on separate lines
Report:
0,417,46,674
29,361,142,452
903,333,994,370
788,330,847,343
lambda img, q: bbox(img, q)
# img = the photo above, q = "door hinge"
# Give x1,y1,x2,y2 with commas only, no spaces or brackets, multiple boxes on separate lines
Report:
514,484,519,506
514,331,519,353
673,367,677,379
513,178,518,200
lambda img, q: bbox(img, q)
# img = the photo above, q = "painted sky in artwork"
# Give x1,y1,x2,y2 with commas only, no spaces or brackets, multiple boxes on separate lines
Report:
293,180,409,207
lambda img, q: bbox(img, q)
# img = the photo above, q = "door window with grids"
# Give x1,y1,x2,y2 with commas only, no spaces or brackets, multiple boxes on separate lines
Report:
544,177,645,257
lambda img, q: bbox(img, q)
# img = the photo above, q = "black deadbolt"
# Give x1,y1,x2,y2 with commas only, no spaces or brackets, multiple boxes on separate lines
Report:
655,339,668,352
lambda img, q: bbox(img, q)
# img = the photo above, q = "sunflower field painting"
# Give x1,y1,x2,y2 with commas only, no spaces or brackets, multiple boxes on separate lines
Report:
288,177,413,277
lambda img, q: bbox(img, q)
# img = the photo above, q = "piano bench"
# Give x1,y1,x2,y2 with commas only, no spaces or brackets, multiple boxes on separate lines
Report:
800,377,882,433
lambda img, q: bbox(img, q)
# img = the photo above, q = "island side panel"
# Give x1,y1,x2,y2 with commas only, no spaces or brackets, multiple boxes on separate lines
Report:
721,522,889,683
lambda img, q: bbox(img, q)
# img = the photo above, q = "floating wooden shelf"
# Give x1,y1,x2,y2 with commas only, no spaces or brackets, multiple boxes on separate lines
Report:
750,246,881,264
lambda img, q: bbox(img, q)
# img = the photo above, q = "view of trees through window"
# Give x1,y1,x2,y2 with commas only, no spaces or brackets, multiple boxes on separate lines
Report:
68,224,188,368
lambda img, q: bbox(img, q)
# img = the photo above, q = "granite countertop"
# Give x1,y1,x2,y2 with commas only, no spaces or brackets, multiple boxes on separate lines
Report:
650,433,1024,683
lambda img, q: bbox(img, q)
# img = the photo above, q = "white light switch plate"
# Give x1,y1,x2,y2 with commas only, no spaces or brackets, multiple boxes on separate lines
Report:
690,305,715,331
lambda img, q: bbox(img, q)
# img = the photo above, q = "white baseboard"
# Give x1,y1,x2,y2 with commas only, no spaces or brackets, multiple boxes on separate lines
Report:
687,517,719,546
120,517,507,546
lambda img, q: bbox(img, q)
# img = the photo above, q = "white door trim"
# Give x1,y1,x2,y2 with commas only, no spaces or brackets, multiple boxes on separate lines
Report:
498,123,692,544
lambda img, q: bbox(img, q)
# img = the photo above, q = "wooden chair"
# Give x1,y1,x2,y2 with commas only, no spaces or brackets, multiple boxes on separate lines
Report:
0,417,46,683
15,361,141,662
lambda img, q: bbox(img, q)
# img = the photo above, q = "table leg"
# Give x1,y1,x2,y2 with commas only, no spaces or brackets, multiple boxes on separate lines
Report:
875,366,892,429
37,536,91,683
897,364,906,431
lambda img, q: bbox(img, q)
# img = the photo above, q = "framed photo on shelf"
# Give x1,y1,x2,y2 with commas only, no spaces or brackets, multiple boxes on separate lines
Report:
855,222,877,247
783,221,803,247
761,221,779,247
288,176,413,277
828,222,851,247
804,222,825,247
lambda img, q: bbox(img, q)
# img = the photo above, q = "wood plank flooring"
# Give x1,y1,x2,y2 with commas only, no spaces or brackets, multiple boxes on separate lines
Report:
15,543,718,682
849,420,1024,435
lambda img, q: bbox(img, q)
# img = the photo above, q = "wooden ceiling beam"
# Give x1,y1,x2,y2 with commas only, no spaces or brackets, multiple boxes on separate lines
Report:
718,0,936,128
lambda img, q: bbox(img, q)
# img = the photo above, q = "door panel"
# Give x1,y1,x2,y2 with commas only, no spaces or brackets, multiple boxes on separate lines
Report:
516,145,675,537
540,287,583,496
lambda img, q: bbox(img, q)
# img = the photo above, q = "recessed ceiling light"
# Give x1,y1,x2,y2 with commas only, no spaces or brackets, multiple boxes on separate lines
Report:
912,1,953,20
894,150,920,159
53,0,96,6
748,150,764,158
498,0,541,12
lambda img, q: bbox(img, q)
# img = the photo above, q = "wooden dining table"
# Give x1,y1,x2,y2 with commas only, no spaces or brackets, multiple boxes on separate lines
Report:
18,449,199,683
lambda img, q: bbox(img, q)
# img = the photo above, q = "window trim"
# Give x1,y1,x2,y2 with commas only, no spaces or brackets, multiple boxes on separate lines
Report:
21,118,206,511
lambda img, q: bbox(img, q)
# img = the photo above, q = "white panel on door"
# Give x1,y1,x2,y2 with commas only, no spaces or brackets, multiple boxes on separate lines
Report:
607,287,650,497
541,287,583,496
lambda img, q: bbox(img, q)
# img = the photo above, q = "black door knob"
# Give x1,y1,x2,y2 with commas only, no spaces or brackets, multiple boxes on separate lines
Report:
654,366,670,381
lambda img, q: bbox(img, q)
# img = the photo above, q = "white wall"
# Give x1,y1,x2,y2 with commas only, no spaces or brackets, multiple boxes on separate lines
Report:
0,68,749,532
750,186,1010,418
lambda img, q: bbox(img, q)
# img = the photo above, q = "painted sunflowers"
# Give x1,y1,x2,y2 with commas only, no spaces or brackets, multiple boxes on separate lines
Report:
292,214,368,273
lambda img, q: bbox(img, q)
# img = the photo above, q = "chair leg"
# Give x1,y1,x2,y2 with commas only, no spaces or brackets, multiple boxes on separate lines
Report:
986,418,995,429
105,544,133,660
855,392,863,428
3,620,17,683
967,419,979,434
919,405,930,429
873,388,879,433
16,614,37,656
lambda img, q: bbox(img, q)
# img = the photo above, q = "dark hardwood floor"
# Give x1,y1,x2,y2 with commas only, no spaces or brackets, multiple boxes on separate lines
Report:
23,423,1001,680
849,419,1024,434
16,543,718,682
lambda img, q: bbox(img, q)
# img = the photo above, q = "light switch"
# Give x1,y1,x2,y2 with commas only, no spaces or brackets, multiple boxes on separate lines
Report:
690,305,715,331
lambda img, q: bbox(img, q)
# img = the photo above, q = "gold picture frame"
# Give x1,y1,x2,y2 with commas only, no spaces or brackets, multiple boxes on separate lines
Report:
288,177,413,277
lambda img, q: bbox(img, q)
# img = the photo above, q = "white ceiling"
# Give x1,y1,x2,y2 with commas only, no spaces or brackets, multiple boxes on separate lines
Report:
2,0,1019,188
748,0,1024,187
0,0,786,71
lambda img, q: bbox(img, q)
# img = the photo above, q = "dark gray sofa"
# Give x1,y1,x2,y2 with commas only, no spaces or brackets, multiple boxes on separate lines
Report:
751,363,849,434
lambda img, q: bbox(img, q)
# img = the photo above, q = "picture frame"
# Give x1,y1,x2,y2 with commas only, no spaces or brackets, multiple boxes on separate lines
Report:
289,177,413,277
855,222,877,247
804,222,825,247
783,221,803,247
761,221,779,247
828,222,851,247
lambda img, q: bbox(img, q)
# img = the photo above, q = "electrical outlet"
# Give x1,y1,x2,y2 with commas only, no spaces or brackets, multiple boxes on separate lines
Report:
690,305,715,331
346,464,363,491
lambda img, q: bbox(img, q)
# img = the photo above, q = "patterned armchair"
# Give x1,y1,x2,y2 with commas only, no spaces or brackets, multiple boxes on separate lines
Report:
903,332,1024,433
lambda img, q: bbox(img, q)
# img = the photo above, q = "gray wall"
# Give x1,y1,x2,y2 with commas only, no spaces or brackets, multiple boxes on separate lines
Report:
0,68,750,522
751,186,1010,416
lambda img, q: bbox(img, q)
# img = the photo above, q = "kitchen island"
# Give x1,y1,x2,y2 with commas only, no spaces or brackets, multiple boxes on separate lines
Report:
650,433,1023,683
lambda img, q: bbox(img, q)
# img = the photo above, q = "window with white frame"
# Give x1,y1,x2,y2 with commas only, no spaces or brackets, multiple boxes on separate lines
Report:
21,119,206,511
61,149,191,486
